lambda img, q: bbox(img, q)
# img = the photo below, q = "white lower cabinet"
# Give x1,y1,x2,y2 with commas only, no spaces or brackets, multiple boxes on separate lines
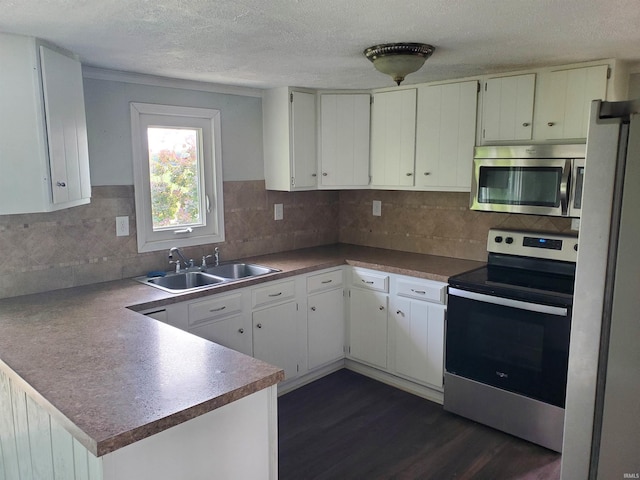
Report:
348,286,389,369
390,297,445,388
191,314,252,357
253,301,300,380
308,287,345,370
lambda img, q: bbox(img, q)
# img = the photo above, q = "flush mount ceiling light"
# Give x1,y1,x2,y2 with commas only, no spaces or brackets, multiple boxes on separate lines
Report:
363,43,435,86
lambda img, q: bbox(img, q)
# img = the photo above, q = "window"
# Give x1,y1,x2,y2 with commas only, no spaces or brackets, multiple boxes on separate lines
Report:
130,103,224,253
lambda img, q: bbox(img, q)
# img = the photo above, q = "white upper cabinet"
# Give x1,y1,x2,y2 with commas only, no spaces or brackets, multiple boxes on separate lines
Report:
370,89,417,188
415,81,478,191
263,88,317,191
319,93,370,188
536,64,609,140
481,73,535,142
0,33,91,214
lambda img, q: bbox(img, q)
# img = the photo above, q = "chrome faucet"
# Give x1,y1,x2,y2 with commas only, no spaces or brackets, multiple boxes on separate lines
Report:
169,247,192,272
214,247,220,266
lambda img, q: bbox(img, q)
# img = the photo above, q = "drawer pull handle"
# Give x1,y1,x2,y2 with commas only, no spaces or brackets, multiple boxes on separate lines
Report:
379,305,385,311
238,328,244,334
411,289,426,295
362,280,374,284
268,292,282,297
310,306,316,311
210,306,226,312
321,279,333,284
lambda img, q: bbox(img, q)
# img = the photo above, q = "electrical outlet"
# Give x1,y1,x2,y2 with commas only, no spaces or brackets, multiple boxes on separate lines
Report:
116,216,129,236
274,203,284,221
372,200,382,216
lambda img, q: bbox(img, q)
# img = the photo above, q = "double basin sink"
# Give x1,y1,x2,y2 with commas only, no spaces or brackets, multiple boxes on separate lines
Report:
136,263,280,294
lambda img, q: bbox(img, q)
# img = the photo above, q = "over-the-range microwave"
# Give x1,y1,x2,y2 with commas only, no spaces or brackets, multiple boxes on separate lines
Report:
470,144,585,218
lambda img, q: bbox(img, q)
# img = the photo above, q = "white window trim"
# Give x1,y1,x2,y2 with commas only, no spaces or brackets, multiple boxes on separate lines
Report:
130,102,225,253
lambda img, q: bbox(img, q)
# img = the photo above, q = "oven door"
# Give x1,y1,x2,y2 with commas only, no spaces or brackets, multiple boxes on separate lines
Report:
446,287,571,407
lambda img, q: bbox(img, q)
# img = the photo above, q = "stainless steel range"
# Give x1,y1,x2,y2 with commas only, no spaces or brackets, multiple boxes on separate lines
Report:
444,228,578,452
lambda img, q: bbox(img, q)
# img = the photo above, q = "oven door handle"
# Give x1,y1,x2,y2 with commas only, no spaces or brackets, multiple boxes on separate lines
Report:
448,287,569,317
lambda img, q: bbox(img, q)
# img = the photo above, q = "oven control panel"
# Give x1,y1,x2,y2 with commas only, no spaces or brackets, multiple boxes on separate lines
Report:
487,229,578,263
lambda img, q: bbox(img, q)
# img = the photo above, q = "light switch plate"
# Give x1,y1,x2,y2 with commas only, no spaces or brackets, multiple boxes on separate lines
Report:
372,200,382,216
274,203,284,221
116,216,129,236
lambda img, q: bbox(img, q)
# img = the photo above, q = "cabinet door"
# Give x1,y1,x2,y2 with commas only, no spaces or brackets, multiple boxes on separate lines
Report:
348,288,388,369
370,89,416,187
253,301,299,380
319,94,370,187
308,288,345,369
482,74,535,142
291,90,317,189
391,297,445,388
415,81,478,190
190,314,252,356
39,45,91,205
537,65,608,140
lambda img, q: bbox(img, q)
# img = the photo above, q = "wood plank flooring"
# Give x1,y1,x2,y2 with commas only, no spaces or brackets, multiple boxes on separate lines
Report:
278,369,561,480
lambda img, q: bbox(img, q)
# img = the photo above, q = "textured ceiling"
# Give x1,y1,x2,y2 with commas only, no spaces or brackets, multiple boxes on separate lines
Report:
1,0,640,90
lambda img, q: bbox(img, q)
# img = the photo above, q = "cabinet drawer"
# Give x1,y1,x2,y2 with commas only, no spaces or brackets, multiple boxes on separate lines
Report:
252,280,296,309
351,269,389,292
307,269,343,293
189,293,243,326
396,279,446,304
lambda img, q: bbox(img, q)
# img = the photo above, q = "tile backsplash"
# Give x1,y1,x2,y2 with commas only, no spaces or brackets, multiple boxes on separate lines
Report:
0,182,572,299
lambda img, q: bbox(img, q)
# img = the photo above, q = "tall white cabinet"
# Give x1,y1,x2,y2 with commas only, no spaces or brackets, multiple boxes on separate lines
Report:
263,88,317,191
370,89,417,187
318,93,370,188
415,81,478,191
0,33,91,214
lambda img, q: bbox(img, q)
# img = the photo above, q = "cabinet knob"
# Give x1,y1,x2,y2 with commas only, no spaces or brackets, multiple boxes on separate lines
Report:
311,173,317,177
256,323,262,329
56,181,66,187
310,306,316,311
379,305,385,311
522,122,530,127
423,172,431,176
547,122,555,127
396,310,404,316
406,172,413,176
238,328,244,334
322,172,328,177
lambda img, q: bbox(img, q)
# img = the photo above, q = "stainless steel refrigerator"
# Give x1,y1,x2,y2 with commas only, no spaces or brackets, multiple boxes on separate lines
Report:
561,99,640,479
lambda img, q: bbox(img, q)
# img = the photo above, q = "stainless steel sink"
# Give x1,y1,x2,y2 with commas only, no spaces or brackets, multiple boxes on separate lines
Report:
202,263,279,280
136,263,280,293
140,271,226,293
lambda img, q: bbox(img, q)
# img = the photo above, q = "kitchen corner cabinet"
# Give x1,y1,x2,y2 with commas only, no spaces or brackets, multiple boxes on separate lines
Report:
370,89,417,188
0,33,91,214
318,93,371,188
415,81,478,191
481,73,535,142
536,64,608,140
263,87,317,191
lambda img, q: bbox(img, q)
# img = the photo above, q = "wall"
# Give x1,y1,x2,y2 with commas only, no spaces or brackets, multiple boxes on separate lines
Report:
339,190,572,262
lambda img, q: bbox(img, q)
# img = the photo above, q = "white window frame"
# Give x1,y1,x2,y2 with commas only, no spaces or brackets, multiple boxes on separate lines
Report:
130,102,224,253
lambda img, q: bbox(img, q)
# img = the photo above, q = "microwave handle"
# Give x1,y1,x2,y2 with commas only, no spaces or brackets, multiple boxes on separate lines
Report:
560,159,571,215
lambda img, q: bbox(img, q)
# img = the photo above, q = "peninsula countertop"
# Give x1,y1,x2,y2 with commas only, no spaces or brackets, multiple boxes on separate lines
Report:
0,244,483,457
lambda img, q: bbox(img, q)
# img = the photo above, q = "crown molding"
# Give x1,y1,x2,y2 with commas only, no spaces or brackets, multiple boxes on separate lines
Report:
81,66,264,98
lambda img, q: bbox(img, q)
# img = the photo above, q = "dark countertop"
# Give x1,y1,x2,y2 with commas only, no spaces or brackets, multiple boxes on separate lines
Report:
0,243,483,457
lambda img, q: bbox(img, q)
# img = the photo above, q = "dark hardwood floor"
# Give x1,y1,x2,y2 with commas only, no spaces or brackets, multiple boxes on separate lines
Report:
278,369,561,480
